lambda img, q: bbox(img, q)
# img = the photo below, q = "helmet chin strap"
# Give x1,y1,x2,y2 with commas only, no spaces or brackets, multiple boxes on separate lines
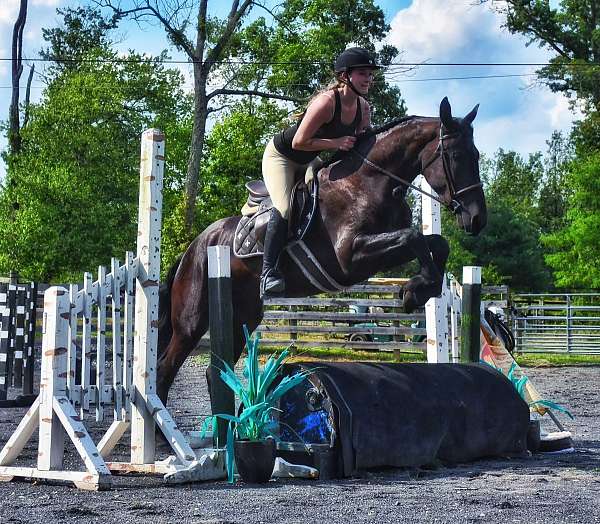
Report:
340,72,368,100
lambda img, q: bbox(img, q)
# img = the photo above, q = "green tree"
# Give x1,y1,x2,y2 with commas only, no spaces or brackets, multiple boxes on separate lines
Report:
485,149,544,224
40,6,119,74
443,201,553,290
542,150,600,287
484,1,600,288
537,131,572,234
0,44,190,281
230,1,406,124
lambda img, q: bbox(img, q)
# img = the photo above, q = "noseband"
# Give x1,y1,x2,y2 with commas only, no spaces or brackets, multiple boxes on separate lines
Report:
420,127,483,213
352,125,482,214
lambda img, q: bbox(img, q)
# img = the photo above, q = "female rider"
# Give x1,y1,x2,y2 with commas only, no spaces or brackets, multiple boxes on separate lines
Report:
260,47,380,298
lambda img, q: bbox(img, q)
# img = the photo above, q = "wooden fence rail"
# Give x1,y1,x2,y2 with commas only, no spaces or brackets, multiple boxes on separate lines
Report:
259,284,426,357
258,283,509,359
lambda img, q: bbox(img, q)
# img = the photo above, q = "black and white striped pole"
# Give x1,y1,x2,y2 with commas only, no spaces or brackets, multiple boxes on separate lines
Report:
207,245,235,446
460,266,482,363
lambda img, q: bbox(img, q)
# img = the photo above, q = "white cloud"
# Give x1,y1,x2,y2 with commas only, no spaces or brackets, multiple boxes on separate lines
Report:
388,0,496,60
32,0,61,6
386,0,576,158
0,0,20,25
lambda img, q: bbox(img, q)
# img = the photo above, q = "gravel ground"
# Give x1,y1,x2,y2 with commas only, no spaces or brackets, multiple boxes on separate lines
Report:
0,357,598,524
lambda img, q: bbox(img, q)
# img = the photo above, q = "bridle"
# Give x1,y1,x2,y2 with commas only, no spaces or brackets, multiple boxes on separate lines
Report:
352,125,483,214
420,126,483,212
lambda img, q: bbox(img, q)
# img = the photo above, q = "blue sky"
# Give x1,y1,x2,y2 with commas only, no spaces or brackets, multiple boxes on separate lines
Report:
0,0,580,180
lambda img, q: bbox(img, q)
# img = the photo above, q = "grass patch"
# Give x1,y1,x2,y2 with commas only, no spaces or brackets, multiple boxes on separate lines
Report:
514,352,600,367
192,347,600,368
192,345,426,365
283,346,426,363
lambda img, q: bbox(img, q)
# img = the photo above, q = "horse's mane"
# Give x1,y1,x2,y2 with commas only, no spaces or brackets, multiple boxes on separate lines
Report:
356,115,426,146
367,115,417,137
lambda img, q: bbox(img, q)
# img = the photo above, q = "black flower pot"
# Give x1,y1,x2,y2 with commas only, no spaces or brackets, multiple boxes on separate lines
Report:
234,438,276,483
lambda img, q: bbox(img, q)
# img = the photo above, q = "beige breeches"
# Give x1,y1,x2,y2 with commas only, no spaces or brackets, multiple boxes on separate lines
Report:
262,138,314,219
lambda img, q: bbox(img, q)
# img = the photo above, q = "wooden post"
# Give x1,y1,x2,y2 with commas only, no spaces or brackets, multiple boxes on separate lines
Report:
392,287,402,362
289,305,298,344
421,177,449,363
38,287,70,471
460,266,482,363
12,287,26,389
130,128,165,464
208,245,235,447
449,278,461,363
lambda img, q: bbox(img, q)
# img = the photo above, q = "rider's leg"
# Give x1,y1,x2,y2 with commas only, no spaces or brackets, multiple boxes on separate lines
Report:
260,208,288,296
260,139,303,297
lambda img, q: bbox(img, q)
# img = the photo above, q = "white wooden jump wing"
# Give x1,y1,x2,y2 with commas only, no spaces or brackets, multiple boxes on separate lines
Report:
0,129,194,490
421,176,450,363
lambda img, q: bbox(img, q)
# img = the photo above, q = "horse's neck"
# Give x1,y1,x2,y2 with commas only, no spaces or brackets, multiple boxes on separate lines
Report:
374,118,438,184
317,118,438,213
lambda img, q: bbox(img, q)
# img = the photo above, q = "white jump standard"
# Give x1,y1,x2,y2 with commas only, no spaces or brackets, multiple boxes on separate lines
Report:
0,129,195,490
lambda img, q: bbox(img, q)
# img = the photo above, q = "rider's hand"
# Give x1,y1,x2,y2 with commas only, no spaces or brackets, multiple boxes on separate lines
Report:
336,136,356,151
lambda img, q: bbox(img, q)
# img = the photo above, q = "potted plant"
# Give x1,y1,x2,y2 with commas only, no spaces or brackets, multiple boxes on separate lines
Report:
201,326,312,483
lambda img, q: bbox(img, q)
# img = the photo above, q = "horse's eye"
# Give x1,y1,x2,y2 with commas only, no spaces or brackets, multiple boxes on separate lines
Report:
452,151,462,160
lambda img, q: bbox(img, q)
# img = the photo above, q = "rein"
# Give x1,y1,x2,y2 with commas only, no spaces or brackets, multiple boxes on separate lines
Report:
351,149,446,205
352,124,483,213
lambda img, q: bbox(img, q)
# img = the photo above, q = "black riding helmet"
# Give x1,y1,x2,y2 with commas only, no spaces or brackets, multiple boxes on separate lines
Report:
334,47,381,73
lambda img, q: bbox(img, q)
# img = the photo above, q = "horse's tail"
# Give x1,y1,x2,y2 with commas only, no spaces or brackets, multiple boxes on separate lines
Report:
158,255,182,358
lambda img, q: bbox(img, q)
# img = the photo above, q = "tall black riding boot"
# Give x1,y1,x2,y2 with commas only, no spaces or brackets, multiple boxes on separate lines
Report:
260,208,288,298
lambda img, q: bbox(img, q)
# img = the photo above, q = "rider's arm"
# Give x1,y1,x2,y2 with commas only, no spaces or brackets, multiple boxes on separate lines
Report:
292,93,356,152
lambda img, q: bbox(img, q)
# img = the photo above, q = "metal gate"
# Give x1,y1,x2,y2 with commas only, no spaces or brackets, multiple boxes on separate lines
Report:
511,293,600,354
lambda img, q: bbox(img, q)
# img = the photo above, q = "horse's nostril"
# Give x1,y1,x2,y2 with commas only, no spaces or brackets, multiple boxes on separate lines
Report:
471,214,480,233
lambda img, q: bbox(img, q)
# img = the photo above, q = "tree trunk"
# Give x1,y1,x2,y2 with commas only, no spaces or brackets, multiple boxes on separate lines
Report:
9,0,28,155
184,62,209,233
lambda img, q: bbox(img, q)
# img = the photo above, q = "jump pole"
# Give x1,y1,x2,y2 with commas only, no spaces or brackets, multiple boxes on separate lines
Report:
207,246,235,446
460,266,482,363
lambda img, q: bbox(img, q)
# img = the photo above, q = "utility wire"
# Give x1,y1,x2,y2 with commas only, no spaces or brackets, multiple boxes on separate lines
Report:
1,57,600,67
0,73,548,90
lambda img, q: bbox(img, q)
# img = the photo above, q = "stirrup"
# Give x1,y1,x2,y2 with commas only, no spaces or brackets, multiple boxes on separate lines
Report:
260,269,285,299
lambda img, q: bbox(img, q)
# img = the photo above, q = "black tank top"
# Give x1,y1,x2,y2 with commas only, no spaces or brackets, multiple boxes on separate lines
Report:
273,89,362,164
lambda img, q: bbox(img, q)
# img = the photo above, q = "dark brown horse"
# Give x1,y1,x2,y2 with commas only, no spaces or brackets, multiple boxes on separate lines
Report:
156,97,487,402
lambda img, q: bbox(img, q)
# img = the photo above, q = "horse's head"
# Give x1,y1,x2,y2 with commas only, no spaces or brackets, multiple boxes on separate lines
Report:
420,97,487,235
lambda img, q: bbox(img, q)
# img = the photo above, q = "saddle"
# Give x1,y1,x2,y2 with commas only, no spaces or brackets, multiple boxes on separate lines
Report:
233,134,377,258
234,172,319,258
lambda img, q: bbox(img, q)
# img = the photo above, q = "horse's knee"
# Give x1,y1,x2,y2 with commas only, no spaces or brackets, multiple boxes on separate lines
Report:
426,234,450,268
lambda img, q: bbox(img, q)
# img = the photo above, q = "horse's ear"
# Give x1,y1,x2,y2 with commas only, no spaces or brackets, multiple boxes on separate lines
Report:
439,97,455,130
463,104,480,126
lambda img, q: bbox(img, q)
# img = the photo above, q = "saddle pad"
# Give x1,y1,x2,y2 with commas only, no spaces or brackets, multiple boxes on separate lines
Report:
234,177,319,258
234,206,271,258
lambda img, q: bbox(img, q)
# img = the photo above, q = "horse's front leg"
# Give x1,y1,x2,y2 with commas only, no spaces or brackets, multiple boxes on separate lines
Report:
351,229,449,312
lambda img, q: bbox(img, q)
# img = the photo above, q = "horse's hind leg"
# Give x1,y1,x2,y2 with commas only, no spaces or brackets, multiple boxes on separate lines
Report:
157,323,208,405
156,249,210,404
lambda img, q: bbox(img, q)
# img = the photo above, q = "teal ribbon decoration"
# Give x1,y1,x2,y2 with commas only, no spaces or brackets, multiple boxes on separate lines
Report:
481,360,574,419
